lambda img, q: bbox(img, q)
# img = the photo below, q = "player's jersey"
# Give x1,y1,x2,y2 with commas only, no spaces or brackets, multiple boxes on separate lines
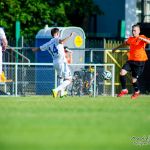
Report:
126,35,148,61
40,38,66,64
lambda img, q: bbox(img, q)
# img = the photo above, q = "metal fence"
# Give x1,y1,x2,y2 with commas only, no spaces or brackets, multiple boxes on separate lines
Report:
0,63,115,97
3,47,150,94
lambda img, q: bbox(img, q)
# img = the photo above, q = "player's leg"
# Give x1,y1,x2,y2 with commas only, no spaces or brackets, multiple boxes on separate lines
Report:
131,62,145,99
60,63,72,97
131,77,140,99
52,63,64,98
58,76,64,85
117,61,131,97
56,76,64,97
53,78,71,97
54,63,72,97
52,63,71,98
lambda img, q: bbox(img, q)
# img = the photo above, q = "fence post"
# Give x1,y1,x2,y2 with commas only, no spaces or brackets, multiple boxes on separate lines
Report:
90,49,93,62
55,69,57,88
93,65,97,97
112,64,115,97
103,38,106,48
15,63,18,96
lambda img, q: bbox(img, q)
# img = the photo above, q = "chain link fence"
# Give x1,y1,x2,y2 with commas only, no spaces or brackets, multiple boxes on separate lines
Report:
0,63,115,97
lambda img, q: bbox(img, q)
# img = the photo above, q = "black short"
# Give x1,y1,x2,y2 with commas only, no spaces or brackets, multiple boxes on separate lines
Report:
122,60,145,78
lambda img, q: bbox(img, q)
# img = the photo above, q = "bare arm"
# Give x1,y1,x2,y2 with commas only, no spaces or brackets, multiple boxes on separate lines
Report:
138,36,150,44
32,40,52,52
2,38,8,51
112,42,127,53
32,47,40,52
59,32,75,44
69,52,73,64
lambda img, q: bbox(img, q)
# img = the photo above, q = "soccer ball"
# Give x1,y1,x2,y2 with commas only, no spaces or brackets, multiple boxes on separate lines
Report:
102,70,112,80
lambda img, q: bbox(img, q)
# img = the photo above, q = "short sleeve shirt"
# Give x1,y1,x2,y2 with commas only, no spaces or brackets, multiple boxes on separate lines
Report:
125,35,149,61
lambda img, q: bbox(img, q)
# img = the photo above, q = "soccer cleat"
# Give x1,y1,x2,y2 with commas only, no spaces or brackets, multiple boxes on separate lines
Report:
60,91,68,98
52,89,58,98
131,91,140,99
117,89,128,97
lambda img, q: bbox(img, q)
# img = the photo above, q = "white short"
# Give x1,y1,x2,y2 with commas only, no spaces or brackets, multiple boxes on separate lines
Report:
53,62,72,79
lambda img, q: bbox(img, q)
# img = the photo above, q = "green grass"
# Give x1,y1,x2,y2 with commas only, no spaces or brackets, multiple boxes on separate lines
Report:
0,96,150,150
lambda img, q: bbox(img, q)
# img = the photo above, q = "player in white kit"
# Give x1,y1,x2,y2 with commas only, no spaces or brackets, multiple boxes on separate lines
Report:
32,28,74,98
0,27,8,82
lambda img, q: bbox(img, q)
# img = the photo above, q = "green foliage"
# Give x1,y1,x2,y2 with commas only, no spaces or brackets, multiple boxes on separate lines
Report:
0,0,69,39
64,0,103,31
0,0,102,40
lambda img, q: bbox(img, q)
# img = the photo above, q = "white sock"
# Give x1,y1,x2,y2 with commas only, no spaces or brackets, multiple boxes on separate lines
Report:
60,88,65,96
55,80,71,92
59,78,63,85
60,78,65,96
55,78,64,94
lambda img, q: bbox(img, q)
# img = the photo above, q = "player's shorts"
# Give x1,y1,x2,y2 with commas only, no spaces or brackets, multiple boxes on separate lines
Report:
122,60,145,78
53,62,72,79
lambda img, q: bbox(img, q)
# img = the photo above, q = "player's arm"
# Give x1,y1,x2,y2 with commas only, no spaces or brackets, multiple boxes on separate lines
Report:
59,32,75,44
138,36,150,44
32,42,49,52
32,47,40,52
2,37,8,51
112,42,127,53
0,29,8,51
70,53,73,64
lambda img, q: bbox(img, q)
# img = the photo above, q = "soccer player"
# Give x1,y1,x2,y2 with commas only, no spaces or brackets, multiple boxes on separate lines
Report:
64,46,73,64
0,27,8,82
32,28,74,98
112,24,150,99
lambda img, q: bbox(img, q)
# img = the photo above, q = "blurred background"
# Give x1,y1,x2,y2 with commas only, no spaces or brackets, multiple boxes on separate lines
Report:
1,0,150,47
1,0,150,95
1,2,150,150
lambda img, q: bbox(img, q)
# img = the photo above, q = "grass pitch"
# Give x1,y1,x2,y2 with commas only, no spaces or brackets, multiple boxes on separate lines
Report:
0,96,150,150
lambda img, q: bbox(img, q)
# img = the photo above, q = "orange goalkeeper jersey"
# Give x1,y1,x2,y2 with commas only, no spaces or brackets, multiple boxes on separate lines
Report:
126,35,149,61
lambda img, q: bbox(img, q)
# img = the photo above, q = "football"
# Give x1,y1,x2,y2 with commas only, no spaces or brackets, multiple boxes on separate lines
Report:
102,70,112,80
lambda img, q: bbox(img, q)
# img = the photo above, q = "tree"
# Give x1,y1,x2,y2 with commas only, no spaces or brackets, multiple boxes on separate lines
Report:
0,0,103,43
0,0,69,40
64,0,103,32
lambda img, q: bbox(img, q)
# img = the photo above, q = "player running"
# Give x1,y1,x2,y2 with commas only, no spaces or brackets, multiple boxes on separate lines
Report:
32,28,74,98
112,24,150,99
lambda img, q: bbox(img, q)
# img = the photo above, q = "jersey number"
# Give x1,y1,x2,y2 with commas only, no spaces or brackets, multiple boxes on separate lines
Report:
49,45,58,56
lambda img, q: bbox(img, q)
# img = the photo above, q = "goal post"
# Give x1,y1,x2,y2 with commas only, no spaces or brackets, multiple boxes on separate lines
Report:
1,62,115,97
66,63,115,97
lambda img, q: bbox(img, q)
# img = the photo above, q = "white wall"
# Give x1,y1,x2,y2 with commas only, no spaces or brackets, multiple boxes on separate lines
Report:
125,0,137,38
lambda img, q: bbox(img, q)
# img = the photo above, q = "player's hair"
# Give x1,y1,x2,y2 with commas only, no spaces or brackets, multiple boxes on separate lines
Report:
132,24,140,29
51,28,59,37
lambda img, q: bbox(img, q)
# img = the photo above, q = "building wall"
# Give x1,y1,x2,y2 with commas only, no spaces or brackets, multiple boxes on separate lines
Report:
93,0,125,37
125,0,137,38
93,0,137,38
